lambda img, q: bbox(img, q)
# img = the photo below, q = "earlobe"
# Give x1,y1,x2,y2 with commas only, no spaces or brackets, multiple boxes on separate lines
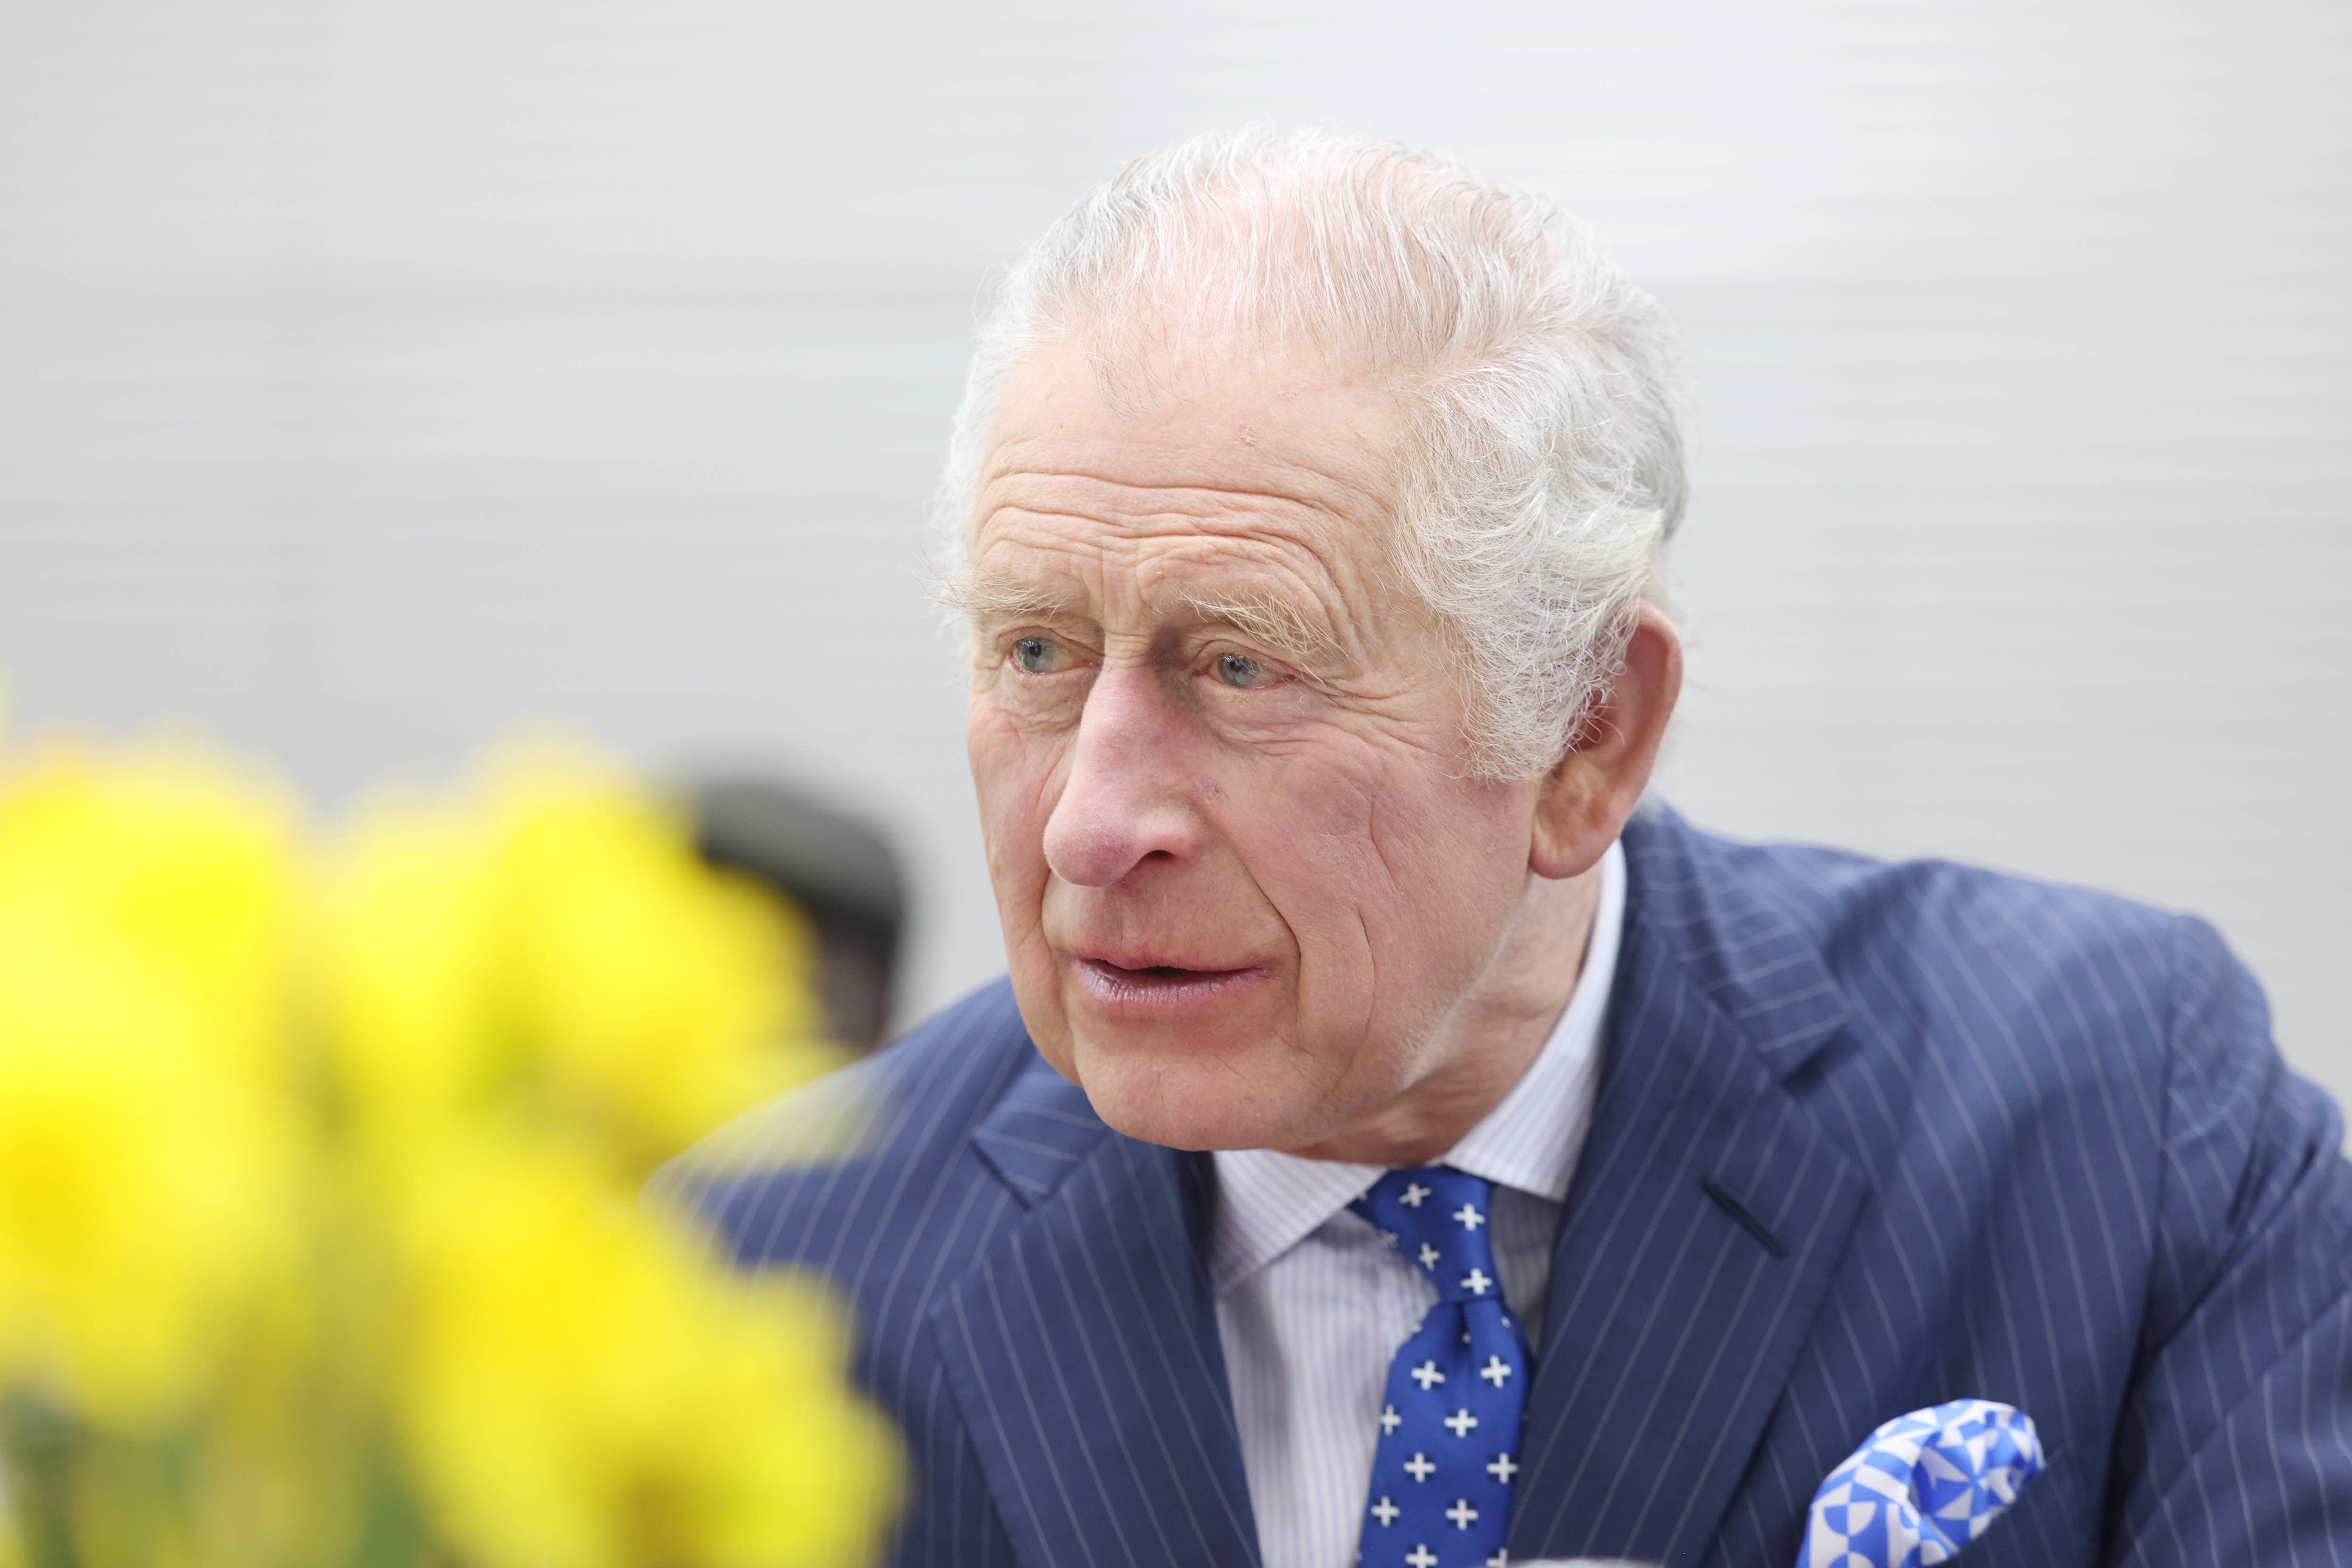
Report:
1528,604,1684,880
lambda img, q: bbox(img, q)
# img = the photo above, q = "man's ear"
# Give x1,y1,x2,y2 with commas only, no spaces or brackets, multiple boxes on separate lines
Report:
1529,603,1683,880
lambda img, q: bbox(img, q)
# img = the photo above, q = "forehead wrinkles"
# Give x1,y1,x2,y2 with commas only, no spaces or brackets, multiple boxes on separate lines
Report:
972,480,1377,651
983,462,1360,535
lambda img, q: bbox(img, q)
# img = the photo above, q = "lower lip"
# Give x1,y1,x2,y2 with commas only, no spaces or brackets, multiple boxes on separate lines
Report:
1066,957,1271,1020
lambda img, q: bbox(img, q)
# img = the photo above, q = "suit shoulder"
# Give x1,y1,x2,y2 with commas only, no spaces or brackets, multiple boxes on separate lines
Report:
653,977,1036,1271
1713,827,2181,987
1638,806,2208,1090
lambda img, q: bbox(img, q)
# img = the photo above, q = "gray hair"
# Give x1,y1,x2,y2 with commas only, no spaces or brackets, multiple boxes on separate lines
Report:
939,125,1684,779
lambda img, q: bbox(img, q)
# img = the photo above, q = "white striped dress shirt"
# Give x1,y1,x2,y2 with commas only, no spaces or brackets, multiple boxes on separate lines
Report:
1211,839,1627,1568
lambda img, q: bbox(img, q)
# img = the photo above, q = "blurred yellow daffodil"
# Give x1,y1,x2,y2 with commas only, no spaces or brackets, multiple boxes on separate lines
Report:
0,745,302,1430
397,1143,898,1568
327,745,838,1186
0,714,898,1568
486,746,835,1177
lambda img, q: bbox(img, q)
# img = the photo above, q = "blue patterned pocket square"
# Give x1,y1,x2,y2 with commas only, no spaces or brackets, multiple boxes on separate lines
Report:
1801,1399,2044,1567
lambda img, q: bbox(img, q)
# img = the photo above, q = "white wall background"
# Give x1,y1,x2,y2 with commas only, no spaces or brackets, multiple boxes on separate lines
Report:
2,0,2346,1109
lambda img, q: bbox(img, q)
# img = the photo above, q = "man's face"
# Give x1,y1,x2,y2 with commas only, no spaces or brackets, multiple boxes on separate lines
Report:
964,342,1546,1153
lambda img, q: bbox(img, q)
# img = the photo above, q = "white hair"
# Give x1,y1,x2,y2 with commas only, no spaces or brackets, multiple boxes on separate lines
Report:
939,124,1684,779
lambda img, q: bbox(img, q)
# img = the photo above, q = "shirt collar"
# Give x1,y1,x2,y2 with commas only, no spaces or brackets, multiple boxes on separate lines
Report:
1208,838,1626,1294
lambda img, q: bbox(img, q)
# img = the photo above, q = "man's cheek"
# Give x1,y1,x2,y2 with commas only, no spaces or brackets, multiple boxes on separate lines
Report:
964,706,1020,791
969,729,1058,865
1259,831,1385,997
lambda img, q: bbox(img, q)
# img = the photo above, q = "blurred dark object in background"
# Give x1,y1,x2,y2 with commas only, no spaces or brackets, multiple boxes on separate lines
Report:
691,777,906,1052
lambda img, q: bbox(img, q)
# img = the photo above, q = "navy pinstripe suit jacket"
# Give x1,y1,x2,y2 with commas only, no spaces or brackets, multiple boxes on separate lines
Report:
675,805,2352,1567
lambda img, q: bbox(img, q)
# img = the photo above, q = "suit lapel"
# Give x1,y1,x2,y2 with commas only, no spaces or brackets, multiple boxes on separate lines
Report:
933,1057,1261,1568
1508,813,1873,1567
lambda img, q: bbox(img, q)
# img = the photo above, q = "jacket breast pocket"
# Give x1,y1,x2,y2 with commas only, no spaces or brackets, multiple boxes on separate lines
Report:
1963,1439,2095,1567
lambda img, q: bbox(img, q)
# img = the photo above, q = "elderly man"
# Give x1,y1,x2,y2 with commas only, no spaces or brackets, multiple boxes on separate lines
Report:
675,128,2352,1568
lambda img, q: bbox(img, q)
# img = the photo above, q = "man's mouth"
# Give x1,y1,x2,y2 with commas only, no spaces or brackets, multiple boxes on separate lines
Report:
1065,954,1270,1015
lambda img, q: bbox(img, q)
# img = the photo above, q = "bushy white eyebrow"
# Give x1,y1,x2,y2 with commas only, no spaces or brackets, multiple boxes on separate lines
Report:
1175,591,1347,671
932,569,1071,628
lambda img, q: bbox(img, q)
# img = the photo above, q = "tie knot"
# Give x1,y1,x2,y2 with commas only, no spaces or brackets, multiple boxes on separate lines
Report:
1351,1165,1503,1304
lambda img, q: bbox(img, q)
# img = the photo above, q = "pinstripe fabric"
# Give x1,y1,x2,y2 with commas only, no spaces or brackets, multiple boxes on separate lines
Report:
1210,840,1623,1568
666,803,2352,1568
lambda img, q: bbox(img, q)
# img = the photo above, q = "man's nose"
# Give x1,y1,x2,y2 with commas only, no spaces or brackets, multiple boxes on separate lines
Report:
1040,667,1202,889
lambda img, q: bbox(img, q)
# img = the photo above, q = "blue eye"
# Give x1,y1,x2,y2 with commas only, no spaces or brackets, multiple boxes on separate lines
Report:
1214,652,1264,688
1013,637,1058,674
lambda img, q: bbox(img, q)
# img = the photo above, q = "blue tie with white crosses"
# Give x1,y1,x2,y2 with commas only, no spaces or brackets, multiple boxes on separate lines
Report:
1351,1166,1527,1568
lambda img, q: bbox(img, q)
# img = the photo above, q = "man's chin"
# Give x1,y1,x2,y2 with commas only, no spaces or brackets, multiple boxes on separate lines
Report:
1064,1038,1322,1153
